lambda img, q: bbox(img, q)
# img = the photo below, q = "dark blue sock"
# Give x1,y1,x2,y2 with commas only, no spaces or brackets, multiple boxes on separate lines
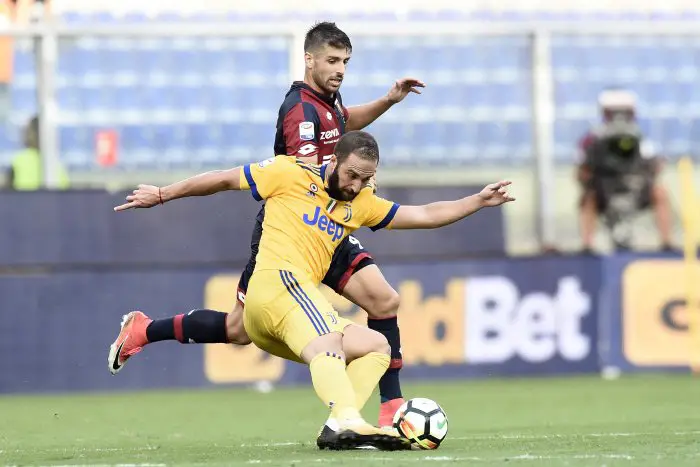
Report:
146,318,175,342
146,309,228,344
368,316,403,402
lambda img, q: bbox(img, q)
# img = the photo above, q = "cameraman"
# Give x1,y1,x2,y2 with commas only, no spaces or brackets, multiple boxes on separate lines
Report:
577,89,673,252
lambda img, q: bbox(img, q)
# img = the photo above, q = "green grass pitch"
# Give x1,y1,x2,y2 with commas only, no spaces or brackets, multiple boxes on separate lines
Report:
1,374,698,466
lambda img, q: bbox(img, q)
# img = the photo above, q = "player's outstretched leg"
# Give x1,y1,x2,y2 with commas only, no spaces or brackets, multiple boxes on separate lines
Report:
107,308,231,375
341,264,405,427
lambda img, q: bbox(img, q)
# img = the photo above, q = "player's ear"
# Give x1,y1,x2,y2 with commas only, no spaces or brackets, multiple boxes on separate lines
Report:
304,52,313,69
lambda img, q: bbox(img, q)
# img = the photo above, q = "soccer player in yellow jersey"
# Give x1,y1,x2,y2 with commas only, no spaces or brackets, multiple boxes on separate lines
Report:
111,131,514,450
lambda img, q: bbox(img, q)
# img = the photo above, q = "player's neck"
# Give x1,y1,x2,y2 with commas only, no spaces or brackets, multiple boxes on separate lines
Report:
323,161,335,186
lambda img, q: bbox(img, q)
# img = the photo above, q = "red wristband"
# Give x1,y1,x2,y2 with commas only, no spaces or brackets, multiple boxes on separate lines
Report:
158,187,164,205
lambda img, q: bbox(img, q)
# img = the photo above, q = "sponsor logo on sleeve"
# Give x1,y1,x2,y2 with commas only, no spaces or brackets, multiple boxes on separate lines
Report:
299,122,315,141
258,158,274,168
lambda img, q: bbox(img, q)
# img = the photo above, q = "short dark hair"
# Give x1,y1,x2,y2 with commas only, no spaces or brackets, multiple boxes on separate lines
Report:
304,22,352,53
334,131,379,164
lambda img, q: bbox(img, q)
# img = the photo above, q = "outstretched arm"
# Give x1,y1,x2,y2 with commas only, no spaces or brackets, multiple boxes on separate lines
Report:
346,77,425,131
114,167,242,211
390,181,515,230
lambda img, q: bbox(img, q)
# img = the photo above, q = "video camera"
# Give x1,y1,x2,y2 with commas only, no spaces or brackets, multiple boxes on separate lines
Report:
587,114,645,177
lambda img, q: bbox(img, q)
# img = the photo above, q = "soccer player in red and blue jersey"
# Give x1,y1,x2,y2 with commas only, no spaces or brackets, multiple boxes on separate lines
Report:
240,21,423,430
108,22,424,439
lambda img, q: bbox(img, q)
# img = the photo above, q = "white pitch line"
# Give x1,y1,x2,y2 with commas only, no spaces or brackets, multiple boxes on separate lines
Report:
28,465,166,467
0,446,160,455
244,454,638,464
511,453,634,461
237,430,700,447
240,442,301,447
452,430,700,441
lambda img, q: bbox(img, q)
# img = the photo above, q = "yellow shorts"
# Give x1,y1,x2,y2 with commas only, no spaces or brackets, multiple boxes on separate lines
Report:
243,269,354,364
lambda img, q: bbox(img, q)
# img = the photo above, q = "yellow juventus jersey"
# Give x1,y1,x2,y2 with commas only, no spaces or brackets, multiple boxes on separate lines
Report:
239,155,399,284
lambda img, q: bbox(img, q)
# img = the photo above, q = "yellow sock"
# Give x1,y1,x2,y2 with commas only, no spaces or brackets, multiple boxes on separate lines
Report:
309,352,360,420
346,352,390,412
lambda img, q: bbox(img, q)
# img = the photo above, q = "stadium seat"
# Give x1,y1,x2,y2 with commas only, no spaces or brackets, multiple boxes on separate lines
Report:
118,124,151,155
58,126,94,168
10,87,37,114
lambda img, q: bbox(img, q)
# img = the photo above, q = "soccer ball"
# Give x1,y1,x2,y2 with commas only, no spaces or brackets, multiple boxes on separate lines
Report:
392,398,448,450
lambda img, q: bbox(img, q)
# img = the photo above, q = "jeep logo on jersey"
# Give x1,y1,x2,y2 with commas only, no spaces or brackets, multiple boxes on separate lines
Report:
299,122,314,141
302,206,345,242
320,128,340,141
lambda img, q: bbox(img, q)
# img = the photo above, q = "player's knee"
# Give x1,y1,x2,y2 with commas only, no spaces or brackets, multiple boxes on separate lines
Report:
368,288,401,319
370,330,391,357
342,325,389,363
301,332,345,364
226,306,252,346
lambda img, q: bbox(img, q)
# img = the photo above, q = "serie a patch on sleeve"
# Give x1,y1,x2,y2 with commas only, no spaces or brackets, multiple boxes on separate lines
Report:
258,158,275,168
299,121,315,141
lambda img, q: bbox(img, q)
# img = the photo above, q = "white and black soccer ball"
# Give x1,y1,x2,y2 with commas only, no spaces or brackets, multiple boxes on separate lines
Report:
392,397,448,450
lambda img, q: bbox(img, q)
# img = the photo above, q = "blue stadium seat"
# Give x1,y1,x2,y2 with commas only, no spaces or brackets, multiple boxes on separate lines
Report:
151,124,177,149
415,84,442,109
185,123,212,150
56,88,80,112
60,12,89,24
118,125,151,154
109,86,140,111
507,121,532,148
167,85,200,110
234,122,261,149
649,81,676,107
661,44,688,70
58,44,85,76
463,84,492,108
155,12,187,23
13,50,35,75
413,121,444,149
689,120,700,148
58,126,93,168
674,82,698,105
10,87,37,114
91,12,116,23
220,123,242,148
345,11,398,21
232,47,267,74
661,118,687,148
442,122,470,148
122,12,149,23
554,119,589,159
488,37,529,68
59,127,82,154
